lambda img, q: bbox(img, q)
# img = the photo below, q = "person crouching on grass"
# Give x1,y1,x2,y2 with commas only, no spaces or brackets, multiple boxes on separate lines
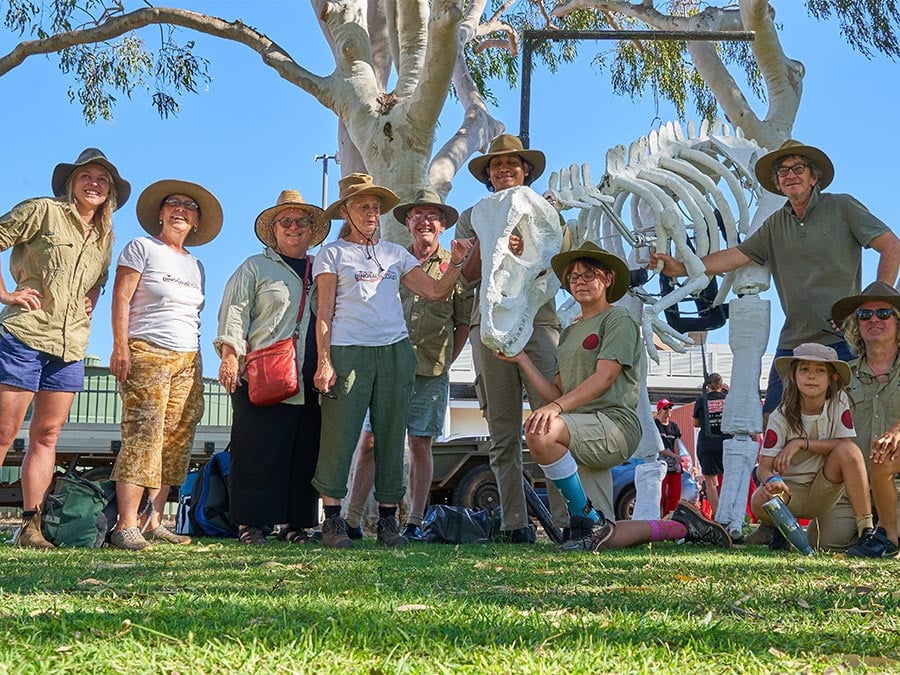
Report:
749,343,875,550
495,241,732,552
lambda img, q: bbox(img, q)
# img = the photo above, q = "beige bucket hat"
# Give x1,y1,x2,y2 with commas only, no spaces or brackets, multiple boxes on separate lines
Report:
774,342,851,387
322,173,399,221
754,140,834,195
136,179,223,246
255,190,328,249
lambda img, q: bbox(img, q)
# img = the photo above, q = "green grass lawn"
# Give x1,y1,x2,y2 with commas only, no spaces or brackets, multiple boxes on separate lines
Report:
0,535,897,673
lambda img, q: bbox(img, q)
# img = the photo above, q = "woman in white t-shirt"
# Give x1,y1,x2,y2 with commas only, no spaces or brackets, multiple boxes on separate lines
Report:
311,174,472,549
108,179,223,551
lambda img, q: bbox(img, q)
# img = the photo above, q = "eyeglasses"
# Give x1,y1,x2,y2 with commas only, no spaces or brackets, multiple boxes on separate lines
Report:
408,213,444,223
856,307,898,321
163,198,200,211
566,270,598,284
275,217,313,230
774,163,809,178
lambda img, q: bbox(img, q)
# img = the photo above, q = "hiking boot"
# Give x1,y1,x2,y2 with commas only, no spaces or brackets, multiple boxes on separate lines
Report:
346,524,364,540
14,510,54,549
376,516,408,548
847,527,900,559
495,525,537,544
321,515,353,549
145,526,191,545
110,526,152,551
671,501,732,548
400,523,423,541
768,526,790,551
745,522,774,546
559,515,615,552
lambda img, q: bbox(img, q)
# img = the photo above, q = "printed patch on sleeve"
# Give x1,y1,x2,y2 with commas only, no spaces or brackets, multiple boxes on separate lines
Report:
841,409,854,429
582,334,600,350
763,429,778,449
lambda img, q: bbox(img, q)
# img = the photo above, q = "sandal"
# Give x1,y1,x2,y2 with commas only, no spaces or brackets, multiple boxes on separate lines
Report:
238,526,268,545
276,528,311,544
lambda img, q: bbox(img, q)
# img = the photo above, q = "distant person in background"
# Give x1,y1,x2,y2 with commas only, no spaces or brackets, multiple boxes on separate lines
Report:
692,373,731,515
216,190,327,546
654,399,682,517
109,180,222,551
0,148,129,549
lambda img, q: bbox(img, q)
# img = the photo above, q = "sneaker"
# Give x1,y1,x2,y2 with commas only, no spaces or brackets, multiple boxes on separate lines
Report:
400,523,423,541
559,516,615,552
745,522,774,546
321,515,353,549
13,511,54,549
671,501,732,548
376,516,408,548
110,526,151,551
495,525,537,544
847,527,900,558
145,526,191,545
346,524,364,540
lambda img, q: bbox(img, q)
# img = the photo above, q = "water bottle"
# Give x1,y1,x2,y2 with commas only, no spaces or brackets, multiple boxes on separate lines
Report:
763,495,815,555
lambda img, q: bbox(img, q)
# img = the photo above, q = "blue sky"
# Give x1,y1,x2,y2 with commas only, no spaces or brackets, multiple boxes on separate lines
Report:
0,2,897,376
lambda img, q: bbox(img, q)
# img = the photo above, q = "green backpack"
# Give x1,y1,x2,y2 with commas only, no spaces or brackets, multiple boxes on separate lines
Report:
41,473,114,548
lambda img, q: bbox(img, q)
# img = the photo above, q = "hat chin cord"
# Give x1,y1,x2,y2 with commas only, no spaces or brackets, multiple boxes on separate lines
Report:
345,211,384,273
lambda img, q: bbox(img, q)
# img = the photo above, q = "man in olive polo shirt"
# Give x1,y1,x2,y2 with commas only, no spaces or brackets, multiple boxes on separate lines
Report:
651,140,900,416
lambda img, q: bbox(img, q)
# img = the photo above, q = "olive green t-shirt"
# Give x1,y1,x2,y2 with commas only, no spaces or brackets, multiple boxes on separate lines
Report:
737,189,889,350
557,306,642,451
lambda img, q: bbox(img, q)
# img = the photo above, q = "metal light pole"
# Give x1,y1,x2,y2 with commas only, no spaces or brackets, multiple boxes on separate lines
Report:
314,153,339,208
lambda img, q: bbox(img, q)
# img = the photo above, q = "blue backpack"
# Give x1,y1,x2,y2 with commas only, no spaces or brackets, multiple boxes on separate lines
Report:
189,450,237,538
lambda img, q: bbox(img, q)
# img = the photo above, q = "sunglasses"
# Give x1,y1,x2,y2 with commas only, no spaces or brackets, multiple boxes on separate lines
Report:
275,217,313,229
856,308,897,321
312,387,337,399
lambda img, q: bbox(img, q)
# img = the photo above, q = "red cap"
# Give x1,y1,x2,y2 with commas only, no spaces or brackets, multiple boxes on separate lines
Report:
656,399,674,412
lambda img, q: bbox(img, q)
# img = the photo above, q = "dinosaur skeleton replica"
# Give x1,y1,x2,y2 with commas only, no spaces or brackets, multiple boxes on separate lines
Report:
476,119,783,536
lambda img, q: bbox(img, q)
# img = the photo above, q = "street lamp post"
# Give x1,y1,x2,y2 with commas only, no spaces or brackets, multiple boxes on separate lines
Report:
314,153,339,208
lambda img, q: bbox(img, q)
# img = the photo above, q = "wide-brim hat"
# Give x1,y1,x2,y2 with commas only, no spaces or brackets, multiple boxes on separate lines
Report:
52,147,131,209
754,140,834,195
322,173,400,221
551,241,630,302
136,179,223,247
392,188,458,227
774,342,851,387
467,134,546,187
255,189,328,249
831,281,900,323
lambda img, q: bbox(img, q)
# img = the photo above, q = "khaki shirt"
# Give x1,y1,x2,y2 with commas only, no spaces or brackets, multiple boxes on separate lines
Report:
214,247,315,405
0,197,112,361
737,189,889,349
400,245,474,377
847,354,900,468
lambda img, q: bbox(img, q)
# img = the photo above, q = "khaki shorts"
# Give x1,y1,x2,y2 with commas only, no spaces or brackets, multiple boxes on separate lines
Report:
563,411,632,470
784,469,845,520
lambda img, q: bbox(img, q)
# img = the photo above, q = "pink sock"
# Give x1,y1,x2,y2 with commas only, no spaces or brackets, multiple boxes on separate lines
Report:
647,519,687,542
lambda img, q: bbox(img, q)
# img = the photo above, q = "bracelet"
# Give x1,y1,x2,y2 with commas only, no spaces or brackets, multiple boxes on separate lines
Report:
802,437,810,452
450,259,465,268
764,474,782,484
550,400,564,413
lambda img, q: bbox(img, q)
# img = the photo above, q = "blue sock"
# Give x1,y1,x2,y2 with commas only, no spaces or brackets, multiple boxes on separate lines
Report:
540,452,599,522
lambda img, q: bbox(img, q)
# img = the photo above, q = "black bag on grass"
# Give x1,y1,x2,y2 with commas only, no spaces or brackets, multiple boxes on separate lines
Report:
421,505,500,544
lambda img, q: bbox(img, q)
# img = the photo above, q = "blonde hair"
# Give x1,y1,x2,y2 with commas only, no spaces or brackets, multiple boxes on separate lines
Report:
64,169,116,242
779,360,843,437
841,311,900,360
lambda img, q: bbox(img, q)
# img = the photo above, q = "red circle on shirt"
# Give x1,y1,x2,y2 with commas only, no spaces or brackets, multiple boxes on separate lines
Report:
582,333,600,350
841,409,854,430
763,429,778,449
439,262,449,274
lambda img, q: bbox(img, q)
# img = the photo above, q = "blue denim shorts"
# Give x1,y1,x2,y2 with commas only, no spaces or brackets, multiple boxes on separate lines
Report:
0,324,84,392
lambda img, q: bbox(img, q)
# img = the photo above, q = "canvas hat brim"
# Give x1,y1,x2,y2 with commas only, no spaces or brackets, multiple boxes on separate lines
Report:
322,186,400,221
754,141,834,195
393,198,458,227
136,180,223,247
52,151,131,209
551,241,629,303
467,148,546,187
831,281,900,323
255,202,328,249
774,352,852,387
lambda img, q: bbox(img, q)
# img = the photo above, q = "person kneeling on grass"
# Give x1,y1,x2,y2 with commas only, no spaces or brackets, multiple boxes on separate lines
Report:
749,343,875,550
496,242,732,551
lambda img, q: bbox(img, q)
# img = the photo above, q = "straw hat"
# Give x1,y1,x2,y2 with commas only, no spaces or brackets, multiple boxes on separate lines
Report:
392,188,458,227
774,343,851,387
52,147,131,209
254,190,328,249
136,180,223,247
831,281,900,323
550,241,630,302
467,134,546,187
754,140,834,195
322,173,399,221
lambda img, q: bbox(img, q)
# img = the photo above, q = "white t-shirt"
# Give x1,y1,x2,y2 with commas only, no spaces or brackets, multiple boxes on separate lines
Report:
117,236,205,351
760,391,856,485
313,239,419,346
